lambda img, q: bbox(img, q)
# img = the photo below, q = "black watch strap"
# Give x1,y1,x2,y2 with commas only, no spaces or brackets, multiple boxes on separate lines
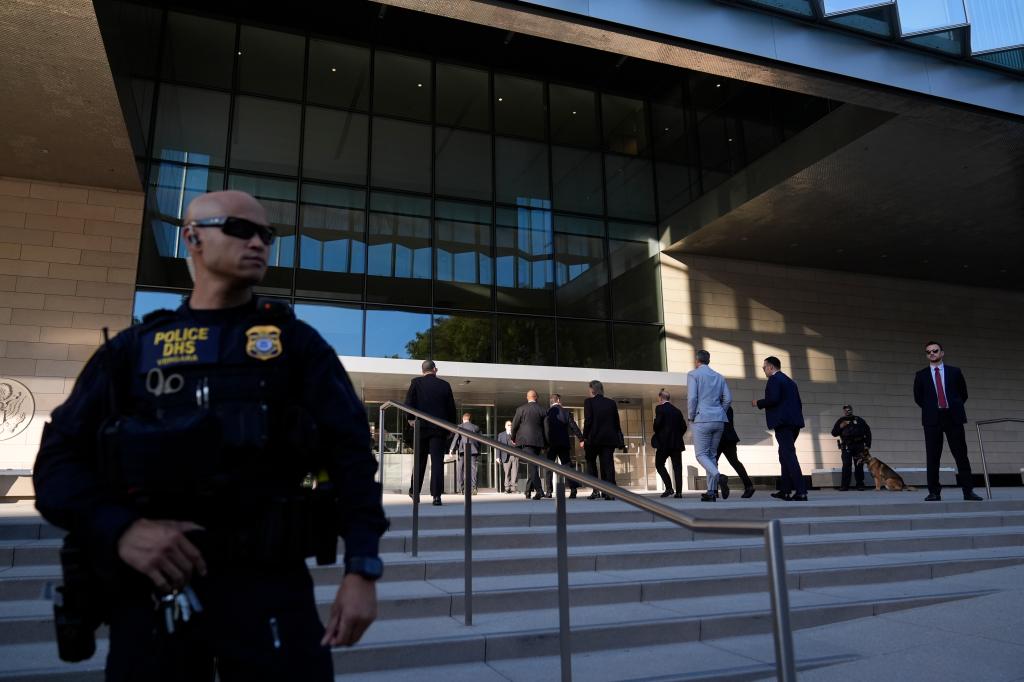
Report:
345,556,384,581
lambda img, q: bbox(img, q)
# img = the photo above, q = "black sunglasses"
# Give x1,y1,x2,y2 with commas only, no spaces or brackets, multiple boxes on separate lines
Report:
925,349,942,354
189,216,276,245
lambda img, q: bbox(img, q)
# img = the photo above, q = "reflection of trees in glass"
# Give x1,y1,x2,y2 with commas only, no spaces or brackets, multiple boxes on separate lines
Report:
498,317,555,366
406,315,492,363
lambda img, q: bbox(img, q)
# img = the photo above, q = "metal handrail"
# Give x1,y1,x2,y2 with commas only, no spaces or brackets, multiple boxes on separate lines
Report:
380,400,796,682
975,418,1023,500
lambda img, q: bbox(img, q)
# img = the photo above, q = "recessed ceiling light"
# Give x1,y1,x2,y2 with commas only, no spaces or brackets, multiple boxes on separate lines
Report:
571,110,576,115
715,83,721,88
498,97,503,102
331,67,337,72
963,264,969,269
237,51,242,56
416,83,423,88
664,127,670,131
727,138,733,142
880,254,888,258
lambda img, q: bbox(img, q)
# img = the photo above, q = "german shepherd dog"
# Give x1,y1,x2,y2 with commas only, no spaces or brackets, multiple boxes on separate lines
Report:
854,448,916,491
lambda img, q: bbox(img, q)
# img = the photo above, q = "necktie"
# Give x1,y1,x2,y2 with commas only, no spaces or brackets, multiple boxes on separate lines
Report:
935,367,948,409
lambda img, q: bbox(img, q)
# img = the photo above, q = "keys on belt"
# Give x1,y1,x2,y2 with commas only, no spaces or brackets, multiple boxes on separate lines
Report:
155,585,203,635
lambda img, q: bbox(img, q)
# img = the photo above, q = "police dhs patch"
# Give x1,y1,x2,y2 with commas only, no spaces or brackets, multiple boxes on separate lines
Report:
245,325,282,361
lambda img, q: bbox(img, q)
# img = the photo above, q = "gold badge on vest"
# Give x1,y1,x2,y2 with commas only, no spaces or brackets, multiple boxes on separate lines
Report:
245,325,282,361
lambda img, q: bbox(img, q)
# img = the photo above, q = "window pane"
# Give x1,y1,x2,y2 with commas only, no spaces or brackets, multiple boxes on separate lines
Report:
609,236,662,322
230,97,301,175
602,94,648,156
436,63,489,130
370,118,431,193
365,307,431,359
295,302,363,356
373,51,431,121
656,162,699,218
651,103,693,163
554,216,608,319
549,84,598,148
133,289,188,325
828,6,895,36
897,0,967,35
153,85,230,166
821,0,893,14
296,183,366,301
604,154,655,221
494,75,545,140
227,174,296,294
613,323,664,371
303,107,368,184
967,0,1024,53
435,128,492,201
307,40,370,110
94,1,162,79
551,147,603,215
162,12,235,89
495,206,554,315
435,201,492,311
557,319,611,368
237,26,304,99
495,138,549,205
366,193,432,306
497,316,555,366
431,312,494,363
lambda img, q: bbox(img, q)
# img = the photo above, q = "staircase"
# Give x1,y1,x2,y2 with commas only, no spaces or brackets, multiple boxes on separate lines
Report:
2,492,1023,681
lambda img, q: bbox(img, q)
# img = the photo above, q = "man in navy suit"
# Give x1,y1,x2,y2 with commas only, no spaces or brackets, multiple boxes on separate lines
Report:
405,360,457,506
913,341,982,502
752,356,807,501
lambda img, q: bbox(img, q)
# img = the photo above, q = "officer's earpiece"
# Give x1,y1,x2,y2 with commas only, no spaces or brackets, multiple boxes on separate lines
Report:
187,232,200,246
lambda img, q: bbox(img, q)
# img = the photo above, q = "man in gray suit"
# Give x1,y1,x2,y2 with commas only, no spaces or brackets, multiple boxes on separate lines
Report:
450,413,482,494
496,420,517,493
687,350,732,501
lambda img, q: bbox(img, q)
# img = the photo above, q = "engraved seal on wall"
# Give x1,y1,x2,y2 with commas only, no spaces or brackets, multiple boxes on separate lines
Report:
0,379,34,441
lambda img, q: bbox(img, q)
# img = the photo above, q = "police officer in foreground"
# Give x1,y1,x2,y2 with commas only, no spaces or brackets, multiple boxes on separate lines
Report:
33,190,388,681
830,404,872,491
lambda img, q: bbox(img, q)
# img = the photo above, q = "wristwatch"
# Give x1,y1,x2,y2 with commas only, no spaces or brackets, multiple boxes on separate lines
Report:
345,556,384,581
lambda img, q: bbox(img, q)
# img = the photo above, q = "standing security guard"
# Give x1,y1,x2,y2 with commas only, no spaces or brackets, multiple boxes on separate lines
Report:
33,190,388,681
830,404,872,491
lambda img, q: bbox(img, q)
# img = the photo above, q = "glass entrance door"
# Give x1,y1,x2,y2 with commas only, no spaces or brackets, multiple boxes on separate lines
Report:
459,403,496,490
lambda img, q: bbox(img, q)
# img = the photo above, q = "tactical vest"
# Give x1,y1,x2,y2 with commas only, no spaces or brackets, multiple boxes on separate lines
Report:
840,416,867,444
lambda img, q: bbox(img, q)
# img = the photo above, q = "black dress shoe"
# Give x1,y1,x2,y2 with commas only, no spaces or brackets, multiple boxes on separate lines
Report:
770,491,791,500
963,490,983,501
587,491,602,500
543,493,553,499
532,491,544,500
660,490,674,498
741,487,755,499
569,488,577,499
856,484,866,491
924,493,942,501
789,494,808,501
700,493,716,502
673,492,683,498
602,494,615,501
838,486,849,491
432,497,442,506
719,475,730,500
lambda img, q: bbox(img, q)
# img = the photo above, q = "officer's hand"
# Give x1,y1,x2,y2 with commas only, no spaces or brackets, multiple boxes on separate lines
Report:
321,574,377,648
117,519,208,593
750,400,758,408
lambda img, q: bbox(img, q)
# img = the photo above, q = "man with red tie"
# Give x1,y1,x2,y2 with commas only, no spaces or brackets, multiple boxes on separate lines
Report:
913,341,982,502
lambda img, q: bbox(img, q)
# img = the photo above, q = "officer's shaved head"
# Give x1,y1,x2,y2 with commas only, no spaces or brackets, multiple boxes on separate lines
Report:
184,190,269,226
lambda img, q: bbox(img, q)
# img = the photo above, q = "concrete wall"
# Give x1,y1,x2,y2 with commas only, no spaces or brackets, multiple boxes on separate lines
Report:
662,253,1024,478
0,175,142,478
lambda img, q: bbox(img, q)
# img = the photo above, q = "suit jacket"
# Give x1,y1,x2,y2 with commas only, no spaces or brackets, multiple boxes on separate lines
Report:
686,364,732,422
914,365,968,426
545,404,582,449
496,431,515,463
756,371,805,430
512,401,548,448
721,406,740,445
652,402,686,452
404,373,457,437
583,395,621,448
450,421,481,456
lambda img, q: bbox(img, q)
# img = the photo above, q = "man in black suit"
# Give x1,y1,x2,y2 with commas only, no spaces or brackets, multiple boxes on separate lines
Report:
717,406,755,498
914,341,982,502
497,420,517,493
405,359,457,506
582,380,621,500
450,413,482,494
752,356,808,501
652,389,686,498
512,389,548,500
544,394,582,499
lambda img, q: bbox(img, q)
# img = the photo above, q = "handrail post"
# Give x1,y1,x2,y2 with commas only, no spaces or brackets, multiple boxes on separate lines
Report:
464,438,473,626
555,471,573,682
765,519,796,682
411,418,420,557
974,422,994,500
378,405,386,503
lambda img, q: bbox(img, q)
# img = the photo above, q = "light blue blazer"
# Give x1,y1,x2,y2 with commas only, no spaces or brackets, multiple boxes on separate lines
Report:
686,364,732,423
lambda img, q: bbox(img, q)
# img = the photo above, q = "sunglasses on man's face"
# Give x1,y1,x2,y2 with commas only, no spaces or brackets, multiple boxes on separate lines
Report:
926,349,941,355
189,216,276,245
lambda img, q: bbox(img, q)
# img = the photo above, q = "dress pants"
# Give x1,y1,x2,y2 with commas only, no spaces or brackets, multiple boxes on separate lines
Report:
501,456,518,492
521,445,544,495
456,453,478,492
840,445,865,488
774,426,806,496
655,448,683,493
691,422,724,494
544,445,580,493
584,444,617,488
715,440,753,490
924,410,973,496
411,433,447,498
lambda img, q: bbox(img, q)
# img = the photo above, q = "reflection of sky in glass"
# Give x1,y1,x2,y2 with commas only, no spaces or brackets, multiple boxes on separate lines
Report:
821,0,893,14
966,0,1024,53
495,199,553,291
897,0,966,35
228,175,296,269
149,164,219,258
295,302,362,356
365,309,431,359
132,290,188,324
436,201,492,287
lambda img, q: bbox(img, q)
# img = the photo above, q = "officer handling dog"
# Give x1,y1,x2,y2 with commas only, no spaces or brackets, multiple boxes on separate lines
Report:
33,190,389,681
830,404,872,491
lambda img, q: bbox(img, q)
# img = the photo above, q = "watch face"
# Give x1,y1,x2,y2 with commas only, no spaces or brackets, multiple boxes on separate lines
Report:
349,557,384,580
